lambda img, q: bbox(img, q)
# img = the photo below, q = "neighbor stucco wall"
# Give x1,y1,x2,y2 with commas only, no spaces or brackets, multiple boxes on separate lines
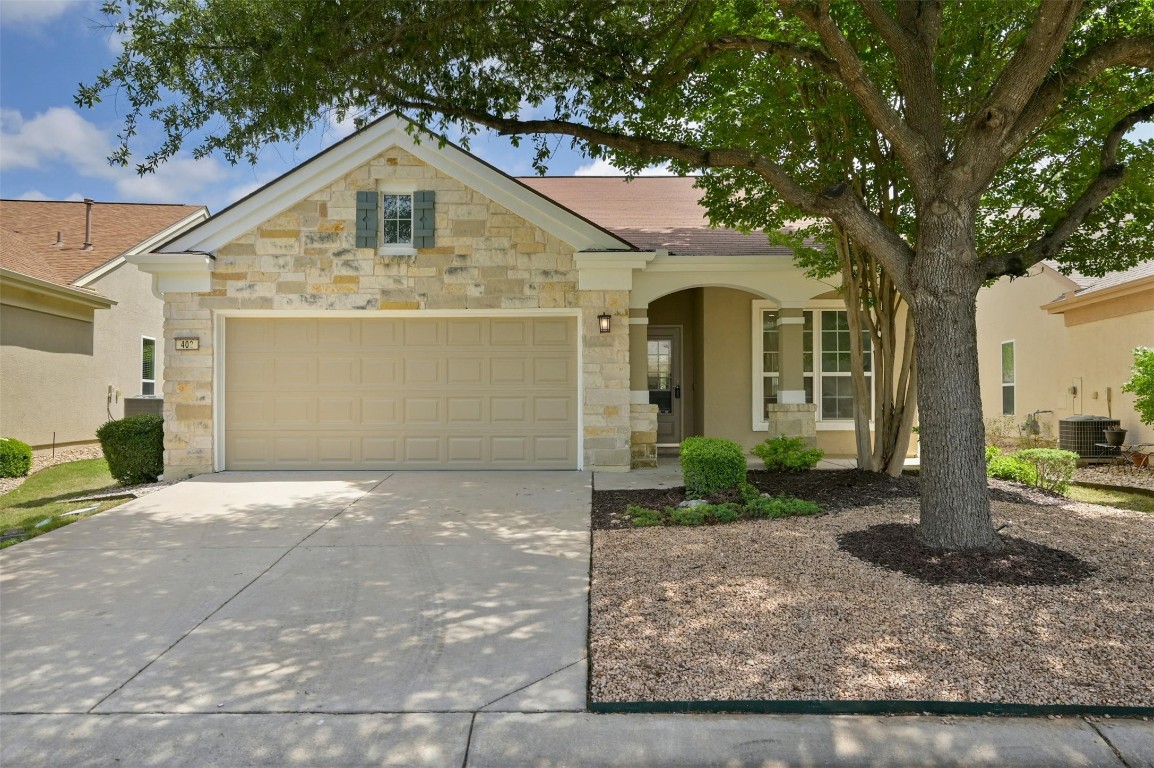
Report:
162,146,632,478
0,263,164,449
976,268,1154,444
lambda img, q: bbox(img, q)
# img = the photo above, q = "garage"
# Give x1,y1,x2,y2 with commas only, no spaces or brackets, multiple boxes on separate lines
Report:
223,316,579,470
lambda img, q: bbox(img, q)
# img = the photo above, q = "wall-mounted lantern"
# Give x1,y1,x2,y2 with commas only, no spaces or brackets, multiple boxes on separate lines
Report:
597,312,612,333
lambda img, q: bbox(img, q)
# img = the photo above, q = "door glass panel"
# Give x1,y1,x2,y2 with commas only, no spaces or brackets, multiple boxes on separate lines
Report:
647,339,672,390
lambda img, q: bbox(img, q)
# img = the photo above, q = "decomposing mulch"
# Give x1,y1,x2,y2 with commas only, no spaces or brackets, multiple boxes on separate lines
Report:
592,470,1105,586
837,523,1095,586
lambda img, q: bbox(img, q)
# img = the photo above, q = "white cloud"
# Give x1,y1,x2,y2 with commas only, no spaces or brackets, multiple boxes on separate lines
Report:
0,106,230,204
17,189,85,201
0,0,74,28
573,157,675,176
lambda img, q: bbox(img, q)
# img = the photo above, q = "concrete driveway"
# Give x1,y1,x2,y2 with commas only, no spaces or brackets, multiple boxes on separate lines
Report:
3,470,1151,767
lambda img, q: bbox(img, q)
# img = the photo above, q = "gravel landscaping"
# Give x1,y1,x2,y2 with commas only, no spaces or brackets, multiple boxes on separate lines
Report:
590,472,1154,707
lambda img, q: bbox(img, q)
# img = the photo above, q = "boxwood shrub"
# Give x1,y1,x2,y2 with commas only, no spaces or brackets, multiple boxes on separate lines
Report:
96,414,164,485
985,445,1039,486
1014,448,1079,494
680,436,747,499
752,435,824,471
0,437,33,478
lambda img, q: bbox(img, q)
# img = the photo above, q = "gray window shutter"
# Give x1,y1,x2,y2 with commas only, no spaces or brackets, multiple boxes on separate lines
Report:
355,191,378,248
413,190,435,248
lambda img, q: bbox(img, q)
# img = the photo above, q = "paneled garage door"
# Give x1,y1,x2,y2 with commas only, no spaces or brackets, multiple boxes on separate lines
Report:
223,316,578,470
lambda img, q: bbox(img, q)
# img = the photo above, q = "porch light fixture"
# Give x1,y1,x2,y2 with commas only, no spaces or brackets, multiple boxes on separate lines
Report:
598,312,612,333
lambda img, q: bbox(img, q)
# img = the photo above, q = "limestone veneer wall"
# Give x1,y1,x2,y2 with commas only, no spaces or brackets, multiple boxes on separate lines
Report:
162,147,631,478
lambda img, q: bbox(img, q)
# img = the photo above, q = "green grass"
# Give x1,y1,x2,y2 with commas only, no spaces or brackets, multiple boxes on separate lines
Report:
1067,484,1154,514
0,459,128,548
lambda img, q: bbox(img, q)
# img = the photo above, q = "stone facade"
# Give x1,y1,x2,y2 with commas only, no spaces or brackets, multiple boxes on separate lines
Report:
764,403,818,446
162,147,633,478
630,403,659,468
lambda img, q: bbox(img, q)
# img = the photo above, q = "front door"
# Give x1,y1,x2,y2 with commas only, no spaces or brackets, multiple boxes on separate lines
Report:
647,327,682,447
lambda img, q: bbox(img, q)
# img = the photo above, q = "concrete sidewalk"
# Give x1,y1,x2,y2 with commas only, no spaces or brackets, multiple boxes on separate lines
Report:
2,470,1150,766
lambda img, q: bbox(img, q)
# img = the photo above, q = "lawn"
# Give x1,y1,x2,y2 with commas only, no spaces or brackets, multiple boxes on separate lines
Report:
1067,483,1154,514
0,459,128,548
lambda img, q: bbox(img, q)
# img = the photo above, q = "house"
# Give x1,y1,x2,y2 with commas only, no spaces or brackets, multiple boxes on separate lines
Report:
976,260,1154,447
134,115,877,479
0,199,208,451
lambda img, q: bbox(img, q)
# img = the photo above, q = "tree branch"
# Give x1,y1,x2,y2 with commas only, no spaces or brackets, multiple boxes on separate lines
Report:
781,0,942,190
650,35,838,90
981,101,1154,279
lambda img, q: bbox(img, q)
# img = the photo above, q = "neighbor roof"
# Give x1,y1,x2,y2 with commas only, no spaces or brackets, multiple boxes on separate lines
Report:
1043,258,1154,299
0,200,206,288
518,176,814,256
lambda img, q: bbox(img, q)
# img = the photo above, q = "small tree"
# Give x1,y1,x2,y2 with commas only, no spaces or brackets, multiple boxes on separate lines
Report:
1122,347,1154,427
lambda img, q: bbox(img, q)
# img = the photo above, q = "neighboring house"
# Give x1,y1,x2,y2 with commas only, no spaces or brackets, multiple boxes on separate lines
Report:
976,260,1154,446
1,200,208,451
135,115,875,480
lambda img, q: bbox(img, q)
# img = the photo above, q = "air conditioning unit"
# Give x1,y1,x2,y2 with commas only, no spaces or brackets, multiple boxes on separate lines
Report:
1058,416,1119,460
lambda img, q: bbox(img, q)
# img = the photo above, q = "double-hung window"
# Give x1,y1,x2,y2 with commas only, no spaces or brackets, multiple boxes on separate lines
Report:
355,189,435,251
141,337,156,396
754,305,872,425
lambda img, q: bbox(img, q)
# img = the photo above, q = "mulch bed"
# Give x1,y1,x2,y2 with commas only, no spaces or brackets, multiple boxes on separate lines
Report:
837,523,1095,586
592,469,1092,586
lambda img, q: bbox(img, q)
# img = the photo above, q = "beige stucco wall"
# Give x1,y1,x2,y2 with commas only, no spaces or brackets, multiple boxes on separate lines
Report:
977,268,1154,445
0,263,164,449
163,146,631,479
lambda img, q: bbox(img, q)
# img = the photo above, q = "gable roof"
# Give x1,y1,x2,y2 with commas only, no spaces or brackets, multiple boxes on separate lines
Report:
0,199,206,289
159,113,633,255
518,176,816,256
1042,258,1154,313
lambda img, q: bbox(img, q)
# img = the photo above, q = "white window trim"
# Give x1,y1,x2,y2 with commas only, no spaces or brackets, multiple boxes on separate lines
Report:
141,336,157,397
1001,339,1016,416
376,182,417,257
751,303,873,431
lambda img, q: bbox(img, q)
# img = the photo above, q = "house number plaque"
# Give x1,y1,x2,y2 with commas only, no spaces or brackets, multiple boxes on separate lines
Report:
175,337,200,351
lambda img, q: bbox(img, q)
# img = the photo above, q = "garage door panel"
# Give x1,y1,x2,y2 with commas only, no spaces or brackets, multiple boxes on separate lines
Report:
225,317,576,470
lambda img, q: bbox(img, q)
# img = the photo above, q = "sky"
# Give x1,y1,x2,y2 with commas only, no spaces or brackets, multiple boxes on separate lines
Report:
0,0,654,214
1,0,1149,216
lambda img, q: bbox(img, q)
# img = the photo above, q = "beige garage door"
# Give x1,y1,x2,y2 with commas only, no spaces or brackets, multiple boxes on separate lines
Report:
224,317,578,470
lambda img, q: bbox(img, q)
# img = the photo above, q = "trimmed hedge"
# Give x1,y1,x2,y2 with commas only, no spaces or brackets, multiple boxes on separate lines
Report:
96,415,164,485
0,437,33,478
681,436,747,499
752,435,824,471
1015,448,1079,494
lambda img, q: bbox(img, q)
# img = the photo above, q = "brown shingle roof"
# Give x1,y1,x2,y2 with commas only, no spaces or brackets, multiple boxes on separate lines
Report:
517,176,810,256
1044,258,1154,299
0,200,205,287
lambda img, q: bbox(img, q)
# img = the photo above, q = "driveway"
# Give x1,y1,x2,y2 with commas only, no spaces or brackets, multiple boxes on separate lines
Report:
3,470,1150,767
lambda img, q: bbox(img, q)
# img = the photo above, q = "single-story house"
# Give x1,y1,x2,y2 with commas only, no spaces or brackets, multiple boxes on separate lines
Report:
134,115,878,479
976,259,1154,446
1,199,208,451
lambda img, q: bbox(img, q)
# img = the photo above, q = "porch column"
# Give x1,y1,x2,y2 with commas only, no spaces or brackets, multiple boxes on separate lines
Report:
628,308,658,468
778,308,806,404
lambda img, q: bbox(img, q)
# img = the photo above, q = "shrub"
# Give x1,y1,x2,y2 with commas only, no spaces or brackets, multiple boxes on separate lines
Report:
96,415,164,485
1014,448,1079,494
751,435,824,471
745,494,822,518
705,502,743,523
1122,347,1154,427
986,452,1039,486
627,504,664,527
669,506,706,526
0,437,33,478
680,436,747,499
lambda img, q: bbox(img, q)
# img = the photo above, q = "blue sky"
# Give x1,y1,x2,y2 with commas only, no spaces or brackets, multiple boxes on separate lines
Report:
2,1,1149,216
0,0,620,213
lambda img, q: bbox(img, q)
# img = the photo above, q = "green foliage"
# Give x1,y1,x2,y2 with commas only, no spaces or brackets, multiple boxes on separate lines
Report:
1014,448,1079,495
751,435,824,472
0,438,32,478
985,444,1001,464
627,504,664,527
986,453,1039,486
669,506,707,526
1122,347,1154,426
705,502,744,523
0,459,121,550
680,437,747,499
95,415,164,485
745,494,822,518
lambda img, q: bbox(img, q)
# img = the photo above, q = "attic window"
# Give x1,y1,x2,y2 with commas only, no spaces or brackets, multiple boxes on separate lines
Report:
382,194,412,245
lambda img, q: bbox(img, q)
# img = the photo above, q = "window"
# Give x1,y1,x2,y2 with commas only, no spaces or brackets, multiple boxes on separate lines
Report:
753,305,872,425
1001,340,1015,415
141,337,156,396
381,193,413,245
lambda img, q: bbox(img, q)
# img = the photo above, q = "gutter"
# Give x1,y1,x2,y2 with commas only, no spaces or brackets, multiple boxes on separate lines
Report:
0,268,116,310
1042,274,1154,314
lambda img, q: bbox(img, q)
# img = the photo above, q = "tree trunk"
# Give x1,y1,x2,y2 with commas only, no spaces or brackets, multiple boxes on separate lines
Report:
910,225,1001,551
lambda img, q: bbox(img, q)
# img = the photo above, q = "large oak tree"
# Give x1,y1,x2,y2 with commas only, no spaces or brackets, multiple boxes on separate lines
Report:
82,0,1154,549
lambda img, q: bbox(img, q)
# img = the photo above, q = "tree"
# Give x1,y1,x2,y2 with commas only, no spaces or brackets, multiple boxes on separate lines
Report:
81,0,1154,550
